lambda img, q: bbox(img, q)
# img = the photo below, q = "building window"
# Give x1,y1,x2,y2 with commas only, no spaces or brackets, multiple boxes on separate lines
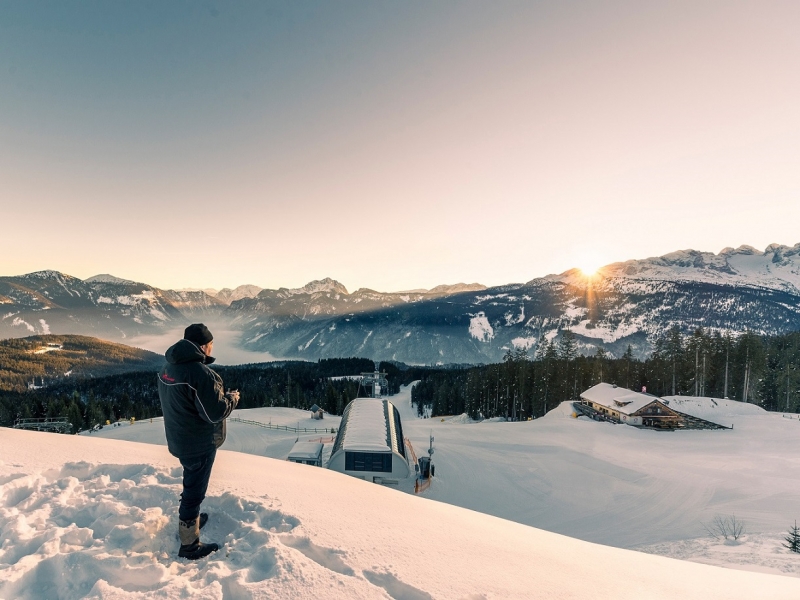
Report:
345,452,392,472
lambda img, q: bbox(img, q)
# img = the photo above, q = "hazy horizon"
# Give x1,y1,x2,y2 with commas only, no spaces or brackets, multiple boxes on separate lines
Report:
4,238,800,293
3,2,799,291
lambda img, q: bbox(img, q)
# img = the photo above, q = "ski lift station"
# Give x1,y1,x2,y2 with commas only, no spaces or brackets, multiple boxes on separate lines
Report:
327,398,410,484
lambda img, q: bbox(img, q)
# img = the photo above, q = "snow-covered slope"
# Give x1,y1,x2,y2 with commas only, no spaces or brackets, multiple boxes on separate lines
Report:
80,385,800,581
0,272,222,340
662,395,768,422
527,243,800,357
4,425,800,599
229,243,800,362
588,243,800,293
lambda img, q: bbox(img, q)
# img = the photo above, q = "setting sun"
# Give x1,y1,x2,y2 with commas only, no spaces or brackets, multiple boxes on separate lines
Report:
576,257,605,277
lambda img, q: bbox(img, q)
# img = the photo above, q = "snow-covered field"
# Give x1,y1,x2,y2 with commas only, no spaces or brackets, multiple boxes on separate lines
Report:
78,387,800,569
3,386,800,598
420,400,800,577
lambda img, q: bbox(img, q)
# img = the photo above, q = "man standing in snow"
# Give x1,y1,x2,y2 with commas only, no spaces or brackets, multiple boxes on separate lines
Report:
157,324,239,560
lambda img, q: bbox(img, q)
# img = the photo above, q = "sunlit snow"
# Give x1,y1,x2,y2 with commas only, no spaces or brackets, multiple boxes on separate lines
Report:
468,312,494,342
3,387,800,598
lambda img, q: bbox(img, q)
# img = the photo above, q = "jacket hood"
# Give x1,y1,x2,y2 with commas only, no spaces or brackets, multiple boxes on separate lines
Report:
165,339,216,365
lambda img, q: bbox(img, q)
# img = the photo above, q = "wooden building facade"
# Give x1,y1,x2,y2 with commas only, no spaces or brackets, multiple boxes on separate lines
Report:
577,383,728,430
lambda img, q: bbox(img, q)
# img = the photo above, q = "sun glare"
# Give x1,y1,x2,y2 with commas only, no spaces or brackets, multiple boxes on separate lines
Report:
576,257,605,277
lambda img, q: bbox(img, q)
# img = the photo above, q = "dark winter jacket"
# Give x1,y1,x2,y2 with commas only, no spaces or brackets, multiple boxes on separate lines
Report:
157,339,237,459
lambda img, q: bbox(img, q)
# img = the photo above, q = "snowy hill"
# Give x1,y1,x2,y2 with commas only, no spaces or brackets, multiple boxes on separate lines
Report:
74,385,800,583
661,395,768,422
4,416,800,598
0,334,163,392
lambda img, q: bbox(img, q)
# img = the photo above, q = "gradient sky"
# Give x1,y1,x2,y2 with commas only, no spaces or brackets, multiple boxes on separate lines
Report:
2,1,799,292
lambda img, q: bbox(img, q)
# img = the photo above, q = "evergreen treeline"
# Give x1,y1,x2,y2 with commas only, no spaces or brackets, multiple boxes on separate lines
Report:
411,328,800,419
0,357,398,433
7,327,799,434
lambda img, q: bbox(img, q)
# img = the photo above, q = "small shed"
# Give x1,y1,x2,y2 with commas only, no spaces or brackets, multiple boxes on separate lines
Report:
309,404,324,420
287,441,324,466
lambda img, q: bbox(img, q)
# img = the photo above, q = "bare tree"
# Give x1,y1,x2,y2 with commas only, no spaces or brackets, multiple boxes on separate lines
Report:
703,514,746,542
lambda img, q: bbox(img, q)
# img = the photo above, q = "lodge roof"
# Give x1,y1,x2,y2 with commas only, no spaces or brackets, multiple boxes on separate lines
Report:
580,383,663,416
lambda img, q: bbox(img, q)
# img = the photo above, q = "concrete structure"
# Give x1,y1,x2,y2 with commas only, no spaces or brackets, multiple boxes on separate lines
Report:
327,398,409,484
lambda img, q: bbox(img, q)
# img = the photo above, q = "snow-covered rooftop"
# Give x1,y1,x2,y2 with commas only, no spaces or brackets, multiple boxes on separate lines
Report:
287,441,323,460
580,382,660,415
661,395,766,423
336,398,391,453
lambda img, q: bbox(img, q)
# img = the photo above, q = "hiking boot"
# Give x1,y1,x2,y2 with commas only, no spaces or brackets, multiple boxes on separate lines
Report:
178,516,219,560
179,539,220,560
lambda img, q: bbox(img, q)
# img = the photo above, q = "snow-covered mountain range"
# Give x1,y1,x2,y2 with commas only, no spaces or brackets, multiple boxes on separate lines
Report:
2,243,800,362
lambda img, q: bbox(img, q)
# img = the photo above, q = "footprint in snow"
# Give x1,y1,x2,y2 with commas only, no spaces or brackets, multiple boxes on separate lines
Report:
280,535,355,576
363,569,434,600
0,461,300,600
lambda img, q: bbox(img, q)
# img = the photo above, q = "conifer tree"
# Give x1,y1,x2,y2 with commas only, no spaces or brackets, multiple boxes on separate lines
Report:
67,400,83,434
784,521,800,553
558,330,578,361
623,345,634,389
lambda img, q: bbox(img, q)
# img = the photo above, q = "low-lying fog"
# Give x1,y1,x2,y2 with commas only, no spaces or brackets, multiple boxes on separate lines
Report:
127,321,282,365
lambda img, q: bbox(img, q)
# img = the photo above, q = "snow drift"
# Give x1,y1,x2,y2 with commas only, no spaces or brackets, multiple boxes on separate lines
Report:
2,427,800,599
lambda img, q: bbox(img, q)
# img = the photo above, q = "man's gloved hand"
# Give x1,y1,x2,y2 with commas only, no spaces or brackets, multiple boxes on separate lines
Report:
226,389,240,407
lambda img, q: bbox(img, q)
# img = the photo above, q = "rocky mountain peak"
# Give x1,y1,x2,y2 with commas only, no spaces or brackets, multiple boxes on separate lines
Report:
21,270,76,282
291,278,349,296
214,285,263,304
719,245,760,256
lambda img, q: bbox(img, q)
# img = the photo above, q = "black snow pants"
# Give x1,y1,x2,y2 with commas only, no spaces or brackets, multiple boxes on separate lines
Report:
178,448,217,522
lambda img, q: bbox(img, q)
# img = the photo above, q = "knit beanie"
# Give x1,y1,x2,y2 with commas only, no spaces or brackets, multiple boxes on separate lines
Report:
184,323,213,346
